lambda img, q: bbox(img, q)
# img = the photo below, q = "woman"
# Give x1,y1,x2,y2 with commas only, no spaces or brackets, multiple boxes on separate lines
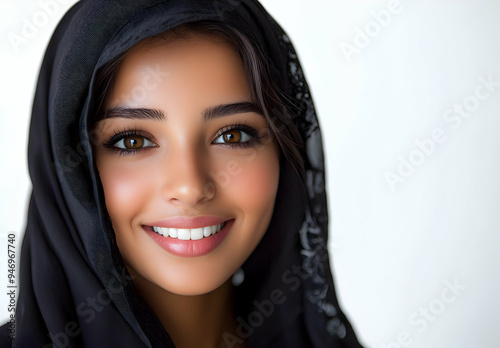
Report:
2,0,362,347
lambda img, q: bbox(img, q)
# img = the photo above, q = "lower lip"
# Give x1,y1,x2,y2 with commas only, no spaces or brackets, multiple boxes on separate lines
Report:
144,219,234,257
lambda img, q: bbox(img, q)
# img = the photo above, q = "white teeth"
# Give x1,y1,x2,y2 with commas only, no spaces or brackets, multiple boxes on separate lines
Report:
203,226,212,237
169,228,178,238
152,222,226,240
177,229,191,240
191,228,203,240
160,227,168,236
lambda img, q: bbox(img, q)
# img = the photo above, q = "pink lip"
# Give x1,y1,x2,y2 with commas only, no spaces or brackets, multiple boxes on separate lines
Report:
146,216,229,229
143,219,234,257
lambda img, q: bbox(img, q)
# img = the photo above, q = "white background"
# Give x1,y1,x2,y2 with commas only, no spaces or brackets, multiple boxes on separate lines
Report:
1,1,500,347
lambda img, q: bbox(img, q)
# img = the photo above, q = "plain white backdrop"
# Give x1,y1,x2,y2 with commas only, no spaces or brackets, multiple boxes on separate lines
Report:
1,1,500,347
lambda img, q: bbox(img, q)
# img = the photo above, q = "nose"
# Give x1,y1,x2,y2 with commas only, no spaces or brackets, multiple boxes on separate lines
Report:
163,148,215,207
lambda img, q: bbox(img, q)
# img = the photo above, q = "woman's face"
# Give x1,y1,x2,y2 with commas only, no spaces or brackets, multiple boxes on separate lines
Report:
93,34,280,295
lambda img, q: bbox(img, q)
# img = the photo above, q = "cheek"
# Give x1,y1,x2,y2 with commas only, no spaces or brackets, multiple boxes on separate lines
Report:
222,147,280,221
98,163,153,228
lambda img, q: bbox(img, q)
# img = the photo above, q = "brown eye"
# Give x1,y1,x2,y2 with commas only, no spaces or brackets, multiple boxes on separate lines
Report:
222,130,242,143
213,128,251,145
111,134,156,151
123,136,144,149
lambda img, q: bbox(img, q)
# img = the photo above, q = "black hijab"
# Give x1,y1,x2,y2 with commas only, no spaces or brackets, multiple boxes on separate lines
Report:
2,1,362,347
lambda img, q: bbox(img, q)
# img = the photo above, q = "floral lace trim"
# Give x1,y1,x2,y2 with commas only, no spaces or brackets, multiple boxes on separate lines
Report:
280,33,347,340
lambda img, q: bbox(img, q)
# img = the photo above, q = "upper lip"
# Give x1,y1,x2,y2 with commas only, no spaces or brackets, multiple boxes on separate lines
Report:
145,216,231,229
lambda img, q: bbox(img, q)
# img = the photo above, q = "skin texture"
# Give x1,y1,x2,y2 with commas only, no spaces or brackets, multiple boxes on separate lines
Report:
93,34,280,347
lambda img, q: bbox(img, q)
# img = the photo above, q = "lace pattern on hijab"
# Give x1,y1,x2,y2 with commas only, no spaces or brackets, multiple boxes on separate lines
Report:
279,32,348,339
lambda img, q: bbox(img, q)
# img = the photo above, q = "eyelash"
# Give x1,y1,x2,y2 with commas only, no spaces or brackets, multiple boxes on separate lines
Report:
102,124,262,156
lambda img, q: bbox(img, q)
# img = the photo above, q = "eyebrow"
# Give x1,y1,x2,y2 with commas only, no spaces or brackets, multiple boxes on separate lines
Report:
99,102,264,121
203,102,263,121
99,107,164,121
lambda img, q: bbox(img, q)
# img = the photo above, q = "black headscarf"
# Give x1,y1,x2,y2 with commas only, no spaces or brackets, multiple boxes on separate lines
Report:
2,1,362,347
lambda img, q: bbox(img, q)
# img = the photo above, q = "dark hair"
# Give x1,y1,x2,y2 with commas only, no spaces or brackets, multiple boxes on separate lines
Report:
91,21,304,178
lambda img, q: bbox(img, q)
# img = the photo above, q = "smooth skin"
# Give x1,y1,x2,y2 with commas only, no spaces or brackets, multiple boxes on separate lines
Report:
93,33,280,347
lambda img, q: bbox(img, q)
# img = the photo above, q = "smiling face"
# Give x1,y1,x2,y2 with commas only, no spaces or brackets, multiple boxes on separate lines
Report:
93,33,280,295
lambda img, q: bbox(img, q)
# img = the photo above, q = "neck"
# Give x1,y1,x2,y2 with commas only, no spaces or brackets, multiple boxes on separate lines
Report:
132,274,244,348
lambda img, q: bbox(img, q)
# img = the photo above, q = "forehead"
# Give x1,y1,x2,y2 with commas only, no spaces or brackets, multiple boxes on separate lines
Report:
106,33,250,109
